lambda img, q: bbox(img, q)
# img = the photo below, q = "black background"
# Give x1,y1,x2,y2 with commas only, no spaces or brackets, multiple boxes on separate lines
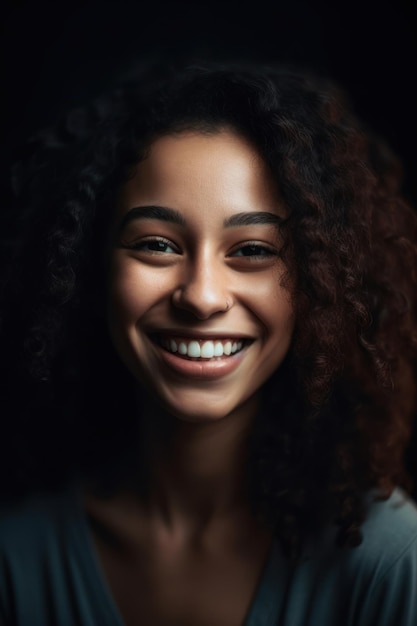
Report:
1,0,417,206
1,0,417,490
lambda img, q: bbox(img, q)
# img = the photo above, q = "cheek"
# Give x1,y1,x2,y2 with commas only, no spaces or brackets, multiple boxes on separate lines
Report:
270,287,295,331
242,271,295,335
106,256,174,324
107,262,143,325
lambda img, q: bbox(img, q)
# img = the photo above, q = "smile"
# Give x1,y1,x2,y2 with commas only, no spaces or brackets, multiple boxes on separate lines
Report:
158,336,246,359
150,333,252,379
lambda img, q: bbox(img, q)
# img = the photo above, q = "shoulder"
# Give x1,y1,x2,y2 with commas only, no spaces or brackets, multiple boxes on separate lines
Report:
0,487,86,624
355,487,417,575
0,488,81,583
320,487,417,585
307,487,417,568
340,488,417,626
0,488,78,551
361,487,417,549
285,489,417,626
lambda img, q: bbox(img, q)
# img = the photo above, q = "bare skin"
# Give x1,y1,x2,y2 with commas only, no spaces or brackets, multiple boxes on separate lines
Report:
84,405,273,626
84,130,294,625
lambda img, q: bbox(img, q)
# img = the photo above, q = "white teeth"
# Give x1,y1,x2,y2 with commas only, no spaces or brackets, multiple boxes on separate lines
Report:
201,341,215,358
214,342,224,356
187,341,201,358
161,336,246,358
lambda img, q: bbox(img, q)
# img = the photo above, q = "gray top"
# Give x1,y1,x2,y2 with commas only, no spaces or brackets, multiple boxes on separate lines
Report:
0,487,416,625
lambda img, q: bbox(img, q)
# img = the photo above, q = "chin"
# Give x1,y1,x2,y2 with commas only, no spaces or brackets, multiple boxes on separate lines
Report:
155,387,259,425
168,407,234,424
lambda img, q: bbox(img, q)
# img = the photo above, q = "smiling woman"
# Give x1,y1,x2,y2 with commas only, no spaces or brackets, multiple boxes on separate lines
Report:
0,61,417,626
107,131,294,422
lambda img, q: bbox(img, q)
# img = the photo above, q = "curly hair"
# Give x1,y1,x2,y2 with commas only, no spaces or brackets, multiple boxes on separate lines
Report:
1,61,416,560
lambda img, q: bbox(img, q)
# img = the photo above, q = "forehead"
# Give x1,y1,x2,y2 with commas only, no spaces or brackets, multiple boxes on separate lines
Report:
118,130,283,218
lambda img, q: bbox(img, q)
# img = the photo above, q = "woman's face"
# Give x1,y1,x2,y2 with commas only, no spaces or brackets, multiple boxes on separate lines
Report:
107,129,295,423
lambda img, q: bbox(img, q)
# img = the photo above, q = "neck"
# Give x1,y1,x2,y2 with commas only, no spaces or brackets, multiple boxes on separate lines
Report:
137,394,259,527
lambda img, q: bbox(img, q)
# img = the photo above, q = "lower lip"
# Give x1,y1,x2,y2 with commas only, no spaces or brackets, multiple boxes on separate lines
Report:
155,343,247,379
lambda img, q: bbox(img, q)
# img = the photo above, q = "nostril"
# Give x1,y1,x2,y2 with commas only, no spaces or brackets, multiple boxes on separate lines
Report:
171,286,232,319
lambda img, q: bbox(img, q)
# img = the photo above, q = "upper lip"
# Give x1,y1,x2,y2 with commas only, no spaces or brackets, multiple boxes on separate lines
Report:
149,330,254,341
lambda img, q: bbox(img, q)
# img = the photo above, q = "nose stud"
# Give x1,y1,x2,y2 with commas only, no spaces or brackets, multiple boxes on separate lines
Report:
171,285,232,317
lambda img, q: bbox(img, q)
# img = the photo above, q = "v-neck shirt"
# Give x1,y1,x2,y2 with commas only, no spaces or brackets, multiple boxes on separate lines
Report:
1,487,416,625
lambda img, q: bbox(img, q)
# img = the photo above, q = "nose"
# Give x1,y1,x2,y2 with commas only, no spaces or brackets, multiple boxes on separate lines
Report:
171,255,232,320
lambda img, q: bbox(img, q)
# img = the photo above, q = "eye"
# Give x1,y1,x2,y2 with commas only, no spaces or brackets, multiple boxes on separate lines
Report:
230,243,277,259
125,237,179,254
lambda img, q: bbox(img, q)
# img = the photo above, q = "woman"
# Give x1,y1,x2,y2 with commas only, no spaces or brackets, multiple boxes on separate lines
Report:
0,61,416,625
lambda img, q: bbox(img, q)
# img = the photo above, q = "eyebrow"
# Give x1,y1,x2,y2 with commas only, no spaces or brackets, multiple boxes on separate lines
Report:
118,205,283,231
118,205,186,231
224,212,283,228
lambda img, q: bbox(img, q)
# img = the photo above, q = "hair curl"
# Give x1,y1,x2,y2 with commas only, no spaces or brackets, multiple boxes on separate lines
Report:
1,61,416,560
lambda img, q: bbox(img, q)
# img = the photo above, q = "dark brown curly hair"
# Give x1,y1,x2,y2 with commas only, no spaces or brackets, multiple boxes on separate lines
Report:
1,61,416,560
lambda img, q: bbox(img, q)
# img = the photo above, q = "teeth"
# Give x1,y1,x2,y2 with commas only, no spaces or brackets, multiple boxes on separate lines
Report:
161,337,244,358
201,341,215,358
224,341,232,356
214,342,224,357
188,341,201,358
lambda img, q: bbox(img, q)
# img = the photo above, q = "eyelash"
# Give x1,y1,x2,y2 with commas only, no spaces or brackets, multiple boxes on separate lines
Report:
124,237,277,259
126,237,178,254
229,242,277,259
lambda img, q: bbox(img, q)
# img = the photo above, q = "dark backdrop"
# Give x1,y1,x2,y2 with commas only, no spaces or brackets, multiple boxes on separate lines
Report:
1,0,416,493
2,0,416,203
